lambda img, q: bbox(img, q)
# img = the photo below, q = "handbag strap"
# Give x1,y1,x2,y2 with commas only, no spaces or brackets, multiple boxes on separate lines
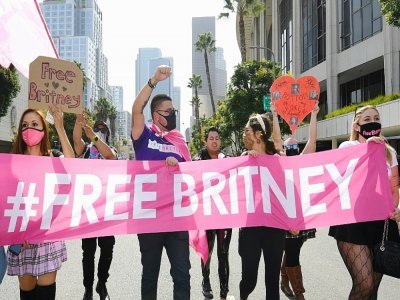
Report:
379,219,389,249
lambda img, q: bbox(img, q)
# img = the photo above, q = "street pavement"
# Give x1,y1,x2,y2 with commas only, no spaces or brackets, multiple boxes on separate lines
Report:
1,227,399,299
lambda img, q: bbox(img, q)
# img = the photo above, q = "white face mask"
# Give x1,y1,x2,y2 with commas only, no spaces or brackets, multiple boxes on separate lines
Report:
98,132,107,143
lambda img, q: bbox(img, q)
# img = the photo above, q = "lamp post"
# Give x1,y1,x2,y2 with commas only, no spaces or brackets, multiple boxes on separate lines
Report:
249,45,277,80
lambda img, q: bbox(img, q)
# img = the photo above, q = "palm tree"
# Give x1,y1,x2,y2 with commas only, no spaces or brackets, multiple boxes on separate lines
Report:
94,97,112,122
219,0,265,63
195,32,216,114
108,105,117,144
187,74,203,128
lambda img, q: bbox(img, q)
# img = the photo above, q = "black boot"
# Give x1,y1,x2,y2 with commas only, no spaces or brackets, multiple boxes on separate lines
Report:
202,279,213,299
83,287,93,300
96,281,110,300
20,287,36,300
36,283,56,300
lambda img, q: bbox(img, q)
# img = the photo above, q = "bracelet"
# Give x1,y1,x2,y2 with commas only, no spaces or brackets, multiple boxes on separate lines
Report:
147,78,157,89
91,135,99,144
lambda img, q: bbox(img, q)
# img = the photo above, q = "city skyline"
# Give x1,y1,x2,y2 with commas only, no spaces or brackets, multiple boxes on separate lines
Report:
95,0,241,132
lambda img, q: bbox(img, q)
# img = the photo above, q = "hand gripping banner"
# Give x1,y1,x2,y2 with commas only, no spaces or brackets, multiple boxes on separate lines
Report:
0,143,394,246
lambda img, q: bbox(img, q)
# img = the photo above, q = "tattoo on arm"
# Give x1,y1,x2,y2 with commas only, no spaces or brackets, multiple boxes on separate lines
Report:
140,97,151,113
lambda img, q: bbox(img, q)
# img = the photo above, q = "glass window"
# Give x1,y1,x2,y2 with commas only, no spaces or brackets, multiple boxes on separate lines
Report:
353,0,361,11
302,0,326,71
353,11,362,43
340,69,384,107
280,0,293,74
339,0,382,50
363,4,372,38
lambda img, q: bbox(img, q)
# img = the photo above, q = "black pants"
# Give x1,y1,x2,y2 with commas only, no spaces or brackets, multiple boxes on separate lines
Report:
138,231,191,300
201,229,232,297
284,238,304,267
239,226,285,300
82,236,115,288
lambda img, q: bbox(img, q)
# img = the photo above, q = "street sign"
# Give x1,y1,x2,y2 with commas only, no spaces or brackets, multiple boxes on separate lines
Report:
263,93,271,112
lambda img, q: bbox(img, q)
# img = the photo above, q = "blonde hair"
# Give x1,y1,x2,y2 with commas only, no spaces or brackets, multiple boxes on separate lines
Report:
351,105,394,163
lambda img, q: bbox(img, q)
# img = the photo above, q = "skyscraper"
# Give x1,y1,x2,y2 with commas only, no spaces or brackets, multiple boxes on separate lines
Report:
135,49,180,127
135,48,162,123
40,0,110,110
110,86,123,112
192,16,227,118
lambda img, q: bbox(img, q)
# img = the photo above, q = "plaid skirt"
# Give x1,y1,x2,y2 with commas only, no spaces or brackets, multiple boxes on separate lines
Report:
286,228,316,241
7,241,67,276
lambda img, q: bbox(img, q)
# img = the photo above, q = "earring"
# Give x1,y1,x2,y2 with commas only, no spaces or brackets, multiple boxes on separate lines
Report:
257,139,261,144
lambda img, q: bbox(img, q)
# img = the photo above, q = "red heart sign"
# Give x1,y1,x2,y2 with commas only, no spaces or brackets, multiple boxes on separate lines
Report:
270,75,319,134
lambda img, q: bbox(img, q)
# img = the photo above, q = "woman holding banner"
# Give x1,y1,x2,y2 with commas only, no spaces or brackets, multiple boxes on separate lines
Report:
194,126,232,300
329,105,400,299
271,103,319,300
7,106,74,300
239,113,286,300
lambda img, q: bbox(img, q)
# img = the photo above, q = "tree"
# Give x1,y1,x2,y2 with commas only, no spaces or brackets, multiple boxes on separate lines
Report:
48,108,94,151
187,74,203,128
0,65,20,119
108,104,117,144
219,0,265,63
380,0,400,27
94,97,112,122
218,60,287,155
189,115,207,157
195,32,217,113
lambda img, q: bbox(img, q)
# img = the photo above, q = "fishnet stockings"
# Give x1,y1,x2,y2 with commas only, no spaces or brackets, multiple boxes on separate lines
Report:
337,241,383,300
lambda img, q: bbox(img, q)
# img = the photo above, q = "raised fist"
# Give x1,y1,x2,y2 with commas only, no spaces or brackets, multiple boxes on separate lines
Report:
152,65,172,84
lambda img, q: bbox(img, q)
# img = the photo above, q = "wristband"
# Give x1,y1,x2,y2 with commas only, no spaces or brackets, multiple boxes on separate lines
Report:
147,78,157,89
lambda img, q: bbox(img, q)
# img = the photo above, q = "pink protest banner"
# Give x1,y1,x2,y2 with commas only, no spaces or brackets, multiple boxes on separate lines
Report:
0,143,393,246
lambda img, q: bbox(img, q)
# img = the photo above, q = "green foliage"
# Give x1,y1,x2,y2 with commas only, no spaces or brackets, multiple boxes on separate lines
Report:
0,65,20,118
190,60,287,156
189,116,206,157
94,97,113,122
223,60,287,154
108,105,117,143
188,74,203,128
219,0,265,62
325,93,400,119
379,0,400,27
48,108,94,149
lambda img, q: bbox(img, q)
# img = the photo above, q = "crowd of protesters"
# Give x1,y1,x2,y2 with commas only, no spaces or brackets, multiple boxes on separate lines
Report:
1,65,400,300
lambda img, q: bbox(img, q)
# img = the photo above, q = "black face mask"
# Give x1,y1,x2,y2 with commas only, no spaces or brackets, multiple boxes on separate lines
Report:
358,122,381,139
162,111,177,131
286,149,299,156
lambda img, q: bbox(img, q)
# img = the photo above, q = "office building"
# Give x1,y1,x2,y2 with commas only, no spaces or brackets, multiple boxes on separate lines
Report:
247,0,400,152
40,0,110,110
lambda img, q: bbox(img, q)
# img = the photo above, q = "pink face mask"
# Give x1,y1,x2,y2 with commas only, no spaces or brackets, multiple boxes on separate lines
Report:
22,128,45,146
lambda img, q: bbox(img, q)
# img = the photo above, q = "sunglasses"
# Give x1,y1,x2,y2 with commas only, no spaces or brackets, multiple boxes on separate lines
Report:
156,109,178,116
94,127,108,134
285,144,299,150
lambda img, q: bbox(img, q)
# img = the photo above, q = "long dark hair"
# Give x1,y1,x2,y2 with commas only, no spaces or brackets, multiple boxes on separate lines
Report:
12,109,50,156
248,114,277,155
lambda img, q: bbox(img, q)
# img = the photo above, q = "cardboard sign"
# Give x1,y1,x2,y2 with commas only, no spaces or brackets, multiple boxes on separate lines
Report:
270,75,319,134
28,56,83,113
